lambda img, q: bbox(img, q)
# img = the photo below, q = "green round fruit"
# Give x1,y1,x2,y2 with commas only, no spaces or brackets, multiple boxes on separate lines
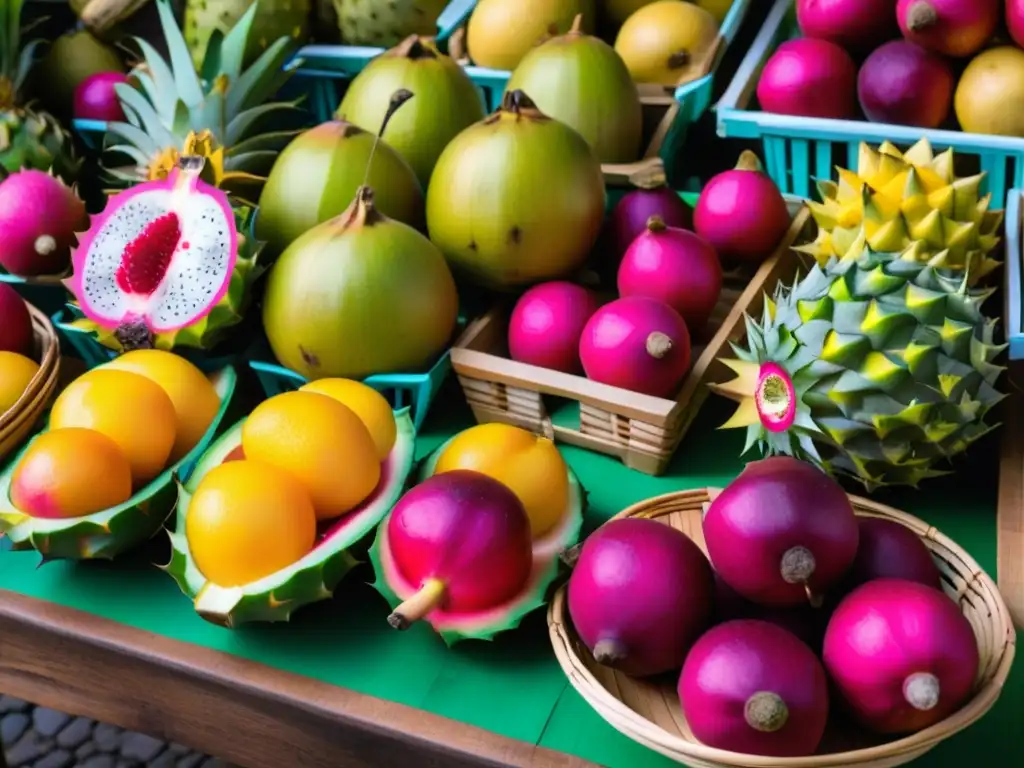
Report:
337,37,487,187
335,0,449,47
426,90,606,290
255,120,425,258
262,187,459,380
506,15,642,163
35,30,124,119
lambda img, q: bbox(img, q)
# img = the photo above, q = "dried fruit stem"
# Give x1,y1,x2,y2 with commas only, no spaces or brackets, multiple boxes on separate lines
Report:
904,672,941,711
744,692,789,732
593,638,628,667
394,35,438,59
560,542,584,568
906,1,938,31
780,545,816,584
735,151,764,173
629,162,668,190
34,235,56,256
388,578,446,630
646,332,673,359
646,215,667,233
569,14,584,34
668,50,691,70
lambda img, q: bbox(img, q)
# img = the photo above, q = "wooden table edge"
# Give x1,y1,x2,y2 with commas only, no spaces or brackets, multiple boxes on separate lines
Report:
998,363,1024,631
0,590,597,768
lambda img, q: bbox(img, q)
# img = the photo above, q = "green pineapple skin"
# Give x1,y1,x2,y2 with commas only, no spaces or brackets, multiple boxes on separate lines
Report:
334,0,449,47
184,0,313,69
0,109,79,183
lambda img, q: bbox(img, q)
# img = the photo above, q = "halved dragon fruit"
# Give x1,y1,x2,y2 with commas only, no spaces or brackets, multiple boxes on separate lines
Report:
368,439,585,644
0,367,237,560
164,408,417,627
65,157,266,351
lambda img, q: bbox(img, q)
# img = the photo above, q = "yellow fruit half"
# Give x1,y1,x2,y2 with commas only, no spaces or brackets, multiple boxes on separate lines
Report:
299,378,396,460
434,422,570,538
614,0,719,85
49,369,177,486
241,391,381,520
955,47,1024,137
0,351,39,414
103,350,220,463
185,460,317,587
11,428,133,518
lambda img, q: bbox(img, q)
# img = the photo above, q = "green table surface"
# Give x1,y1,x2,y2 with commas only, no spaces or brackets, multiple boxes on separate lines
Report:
0,391,1020,767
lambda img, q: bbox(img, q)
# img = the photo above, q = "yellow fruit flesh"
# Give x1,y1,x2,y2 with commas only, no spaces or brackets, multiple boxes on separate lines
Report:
186,460,317,587
955,47,1024,137
0,352,39,414
614,0,719,85
241,391,381,521
49,369,177,487
299,378,397,460
11,428,133,518
102,350,221,463
434,423,570,538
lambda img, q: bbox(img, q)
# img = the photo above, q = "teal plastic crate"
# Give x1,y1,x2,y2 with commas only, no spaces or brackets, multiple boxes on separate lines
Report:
1005,190,1024,360
718,0,1024,203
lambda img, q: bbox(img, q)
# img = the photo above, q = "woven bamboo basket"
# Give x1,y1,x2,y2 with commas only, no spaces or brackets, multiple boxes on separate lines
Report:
548,489,1016,768
0,302,61,462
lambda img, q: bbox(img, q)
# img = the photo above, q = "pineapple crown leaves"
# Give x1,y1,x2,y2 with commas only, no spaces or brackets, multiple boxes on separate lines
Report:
0,0,45,102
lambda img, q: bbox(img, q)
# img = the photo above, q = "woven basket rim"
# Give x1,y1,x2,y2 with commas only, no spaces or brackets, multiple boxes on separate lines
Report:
0,301,60,433
548,487,1016,768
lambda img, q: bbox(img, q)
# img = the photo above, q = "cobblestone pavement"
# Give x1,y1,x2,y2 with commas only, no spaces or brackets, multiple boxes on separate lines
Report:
1,696,233,768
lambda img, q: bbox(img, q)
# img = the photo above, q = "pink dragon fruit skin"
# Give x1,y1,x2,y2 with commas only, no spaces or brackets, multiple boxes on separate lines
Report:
0,170,87,277
67,161,238,337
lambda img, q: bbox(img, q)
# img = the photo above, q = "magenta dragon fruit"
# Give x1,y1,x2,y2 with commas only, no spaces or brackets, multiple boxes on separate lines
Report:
65,157,265,351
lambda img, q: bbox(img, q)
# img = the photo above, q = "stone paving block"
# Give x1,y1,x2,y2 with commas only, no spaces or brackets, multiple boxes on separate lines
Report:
6,732,50,767
78,755,116,768
0,696,30,714
74,741,98,761
120,732,165,763
56,718,93,751
91,724,122,754
2,712,30,744
33,749,73,768
32,709,71,740
176,754,204,768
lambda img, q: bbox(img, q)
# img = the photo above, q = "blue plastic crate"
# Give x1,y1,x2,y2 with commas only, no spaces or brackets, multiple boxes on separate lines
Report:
718,0,1024,203
1005,190,1024,360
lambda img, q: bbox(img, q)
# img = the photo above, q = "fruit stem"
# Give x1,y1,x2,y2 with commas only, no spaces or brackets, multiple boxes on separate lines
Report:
904,672,941,711
735,150,765,173
744,691,789,732
394,35,438,59
628,162,668,190
780,545,816,584
34,235,56,256
503,89,540,115
560,542,583,568
667,50,691,70
646,215,667,233
645,332,673,359
906,1,938,31
359,88,415,193
114,318,155,351
569,13,584,34
387,578,446,630
593,638,628,667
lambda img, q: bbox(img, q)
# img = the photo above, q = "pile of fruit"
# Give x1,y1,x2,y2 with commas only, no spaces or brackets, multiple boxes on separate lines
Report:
566,456,981,757
759,0,1024,136
0,284,39,419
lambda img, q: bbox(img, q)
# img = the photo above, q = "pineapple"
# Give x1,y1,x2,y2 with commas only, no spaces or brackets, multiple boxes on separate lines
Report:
708,246,1005,489
101,0,304,203
0,0,79,182
796,140,1003,284
184,0,313,70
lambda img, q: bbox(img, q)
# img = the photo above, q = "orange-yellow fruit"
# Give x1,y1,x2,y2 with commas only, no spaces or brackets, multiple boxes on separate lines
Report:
300,378,396,460
434,423,570,537
0,351,39,414
11,428,133,518
49,369,177,486
954,47,1024,137
241,391,381,520
102,350,220,463
614,0,719,85
185,459,317,587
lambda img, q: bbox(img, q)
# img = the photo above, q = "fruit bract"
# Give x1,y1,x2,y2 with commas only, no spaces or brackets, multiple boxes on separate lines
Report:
954,47,1024,137
370,437,585,643
166,406,416,626
0,352,39,414
607,164,693,269
693,151,790,265
262,186,458,379
507,281,600,374
796,0,900,52
617,216,722,332
73,72,129,122
466,0,596,71
255,119,425,258
847,518,942,590
506,15,642,163
579,296,691,398
0,284,32,356
10,428,133,519
897,0,999,58
0,169,86,277
426,90,606,290
704,457,859,606
679,619,830,757
0,367,236,560
757,38,857,119
613,0,719,85
823,578,979,734
337,36,486,187
299,378,397,460
567,518,714,676
1009,0,1024,48
858,41,954,128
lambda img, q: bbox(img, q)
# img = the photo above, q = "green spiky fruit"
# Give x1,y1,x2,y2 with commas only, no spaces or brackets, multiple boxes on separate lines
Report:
333,0,448,47
184,0,313,70
164,408,416,627
796,139,1003,284
0,367,237,560
368,436,585,645
708,246,1005,489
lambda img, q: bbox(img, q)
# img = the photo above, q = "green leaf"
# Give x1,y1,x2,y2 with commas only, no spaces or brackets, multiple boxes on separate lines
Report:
156,0,204,108
225,101,302,145
191,88,226,137
200,29,225,85
228,130,301,157
106,122,161,156
132,37,180,123
223,149,279,174
13,38,40,93
226,37,294,116
171,100,192,140
218,2,260,82
114,83,178,149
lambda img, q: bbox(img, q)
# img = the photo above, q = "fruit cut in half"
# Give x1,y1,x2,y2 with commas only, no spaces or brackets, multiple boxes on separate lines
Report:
164,408,417,627
0,367,237,560
368,437,585,644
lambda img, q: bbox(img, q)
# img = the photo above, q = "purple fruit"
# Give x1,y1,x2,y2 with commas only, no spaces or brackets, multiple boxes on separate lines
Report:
858,40,954,127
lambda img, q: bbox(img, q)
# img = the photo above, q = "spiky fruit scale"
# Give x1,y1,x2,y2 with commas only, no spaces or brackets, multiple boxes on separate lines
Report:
368,438,585,645
0,367,237,561
164,409,416,627
184,0,313,69
334,0,448,47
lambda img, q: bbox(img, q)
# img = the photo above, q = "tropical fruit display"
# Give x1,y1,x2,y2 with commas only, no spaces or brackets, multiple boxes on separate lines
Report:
0,352,236,559
564,457,981,757
164,381,417,626
369,422,585,643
